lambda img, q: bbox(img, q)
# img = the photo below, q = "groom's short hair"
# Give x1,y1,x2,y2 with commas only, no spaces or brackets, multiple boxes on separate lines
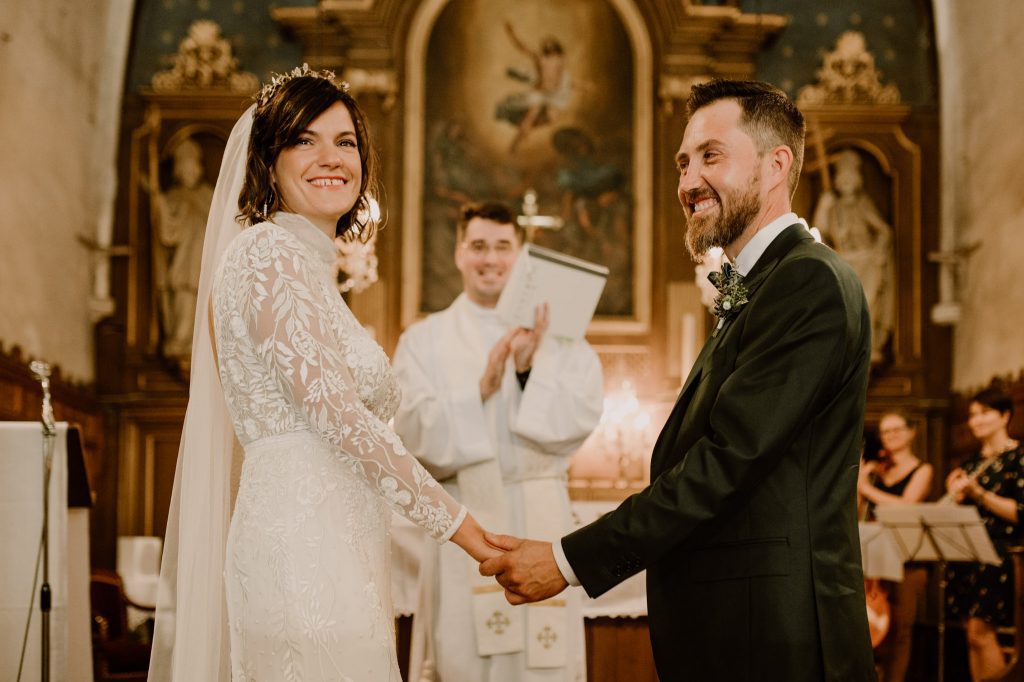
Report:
686,79,806,198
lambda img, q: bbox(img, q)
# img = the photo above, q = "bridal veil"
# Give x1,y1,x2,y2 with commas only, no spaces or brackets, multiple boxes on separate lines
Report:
149,105,254,681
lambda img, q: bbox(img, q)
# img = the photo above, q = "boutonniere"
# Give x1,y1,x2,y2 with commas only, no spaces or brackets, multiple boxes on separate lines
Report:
707,262,749,337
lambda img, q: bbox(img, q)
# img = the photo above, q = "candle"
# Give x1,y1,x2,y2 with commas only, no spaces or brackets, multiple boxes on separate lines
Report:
680,312,697,383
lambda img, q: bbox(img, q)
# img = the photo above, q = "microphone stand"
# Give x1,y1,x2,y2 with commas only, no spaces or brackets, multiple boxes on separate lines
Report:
30,361,56,682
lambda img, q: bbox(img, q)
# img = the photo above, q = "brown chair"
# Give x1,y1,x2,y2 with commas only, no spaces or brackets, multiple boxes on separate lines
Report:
986,546,1024,681
90,569,153,682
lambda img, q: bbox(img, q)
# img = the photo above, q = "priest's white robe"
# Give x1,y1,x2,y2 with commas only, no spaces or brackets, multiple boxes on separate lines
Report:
393,293,603,681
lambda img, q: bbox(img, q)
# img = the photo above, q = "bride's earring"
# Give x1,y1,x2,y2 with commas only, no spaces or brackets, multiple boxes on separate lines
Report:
263,187,275,219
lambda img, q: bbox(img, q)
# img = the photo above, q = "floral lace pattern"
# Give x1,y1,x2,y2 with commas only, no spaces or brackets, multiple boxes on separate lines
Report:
212,220,463,540
226,433,395,681
212,218,465,680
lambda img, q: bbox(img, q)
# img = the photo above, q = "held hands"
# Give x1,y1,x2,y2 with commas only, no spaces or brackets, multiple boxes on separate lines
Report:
450,513,504,563
478,532,568,605
450,519,570,605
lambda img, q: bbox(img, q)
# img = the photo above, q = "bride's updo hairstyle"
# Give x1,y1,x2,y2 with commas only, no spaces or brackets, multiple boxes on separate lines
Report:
238,66,380,241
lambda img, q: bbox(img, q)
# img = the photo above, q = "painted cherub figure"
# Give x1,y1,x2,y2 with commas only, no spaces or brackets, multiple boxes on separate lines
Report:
495,20,572,152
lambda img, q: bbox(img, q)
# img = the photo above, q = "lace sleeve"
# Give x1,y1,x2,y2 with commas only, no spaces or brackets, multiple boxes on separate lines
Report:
237,229,466,541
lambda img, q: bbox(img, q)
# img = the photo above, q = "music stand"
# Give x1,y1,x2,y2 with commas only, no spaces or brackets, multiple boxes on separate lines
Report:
859,521,906,583
875,503,1000,682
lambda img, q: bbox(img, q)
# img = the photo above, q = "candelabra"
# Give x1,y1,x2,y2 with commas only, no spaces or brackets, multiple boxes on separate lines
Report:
593,380,653,487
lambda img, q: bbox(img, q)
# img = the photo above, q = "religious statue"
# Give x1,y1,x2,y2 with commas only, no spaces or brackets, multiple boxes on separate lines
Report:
150,137,213,360
812,149,895,363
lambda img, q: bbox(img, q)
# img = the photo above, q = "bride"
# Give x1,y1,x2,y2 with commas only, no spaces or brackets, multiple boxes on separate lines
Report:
149,66,499,681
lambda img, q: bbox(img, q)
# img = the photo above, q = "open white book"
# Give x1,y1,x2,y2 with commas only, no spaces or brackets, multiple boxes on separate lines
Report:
496,243,609,341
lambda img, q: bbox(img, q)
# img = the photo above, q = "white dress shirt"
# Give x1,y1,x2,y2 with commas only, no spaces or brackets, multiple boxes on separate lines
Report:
730,212,807,275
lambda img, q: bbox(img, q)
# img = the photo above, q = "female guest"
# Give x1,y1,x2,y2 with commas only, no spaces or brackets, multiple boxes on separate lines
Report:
858,411,933,681
150,67,498,681
945,388,1022,681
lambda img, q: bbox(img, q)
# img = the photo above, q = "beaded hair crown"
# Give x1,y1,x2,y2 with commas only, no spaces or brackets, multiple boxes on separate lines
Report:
255,63,350,111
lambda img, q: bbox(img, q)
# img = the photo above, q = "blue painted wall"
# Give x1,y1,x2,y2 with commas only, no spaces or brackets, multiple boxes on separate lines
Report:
742,0,936,106
126,0,936,106
126,0,312,92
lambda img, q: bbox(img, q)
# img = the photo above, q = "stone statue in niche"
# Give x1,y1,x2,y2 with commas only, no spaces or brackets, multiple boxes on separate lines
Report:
812,149,895,363
150,137,213,359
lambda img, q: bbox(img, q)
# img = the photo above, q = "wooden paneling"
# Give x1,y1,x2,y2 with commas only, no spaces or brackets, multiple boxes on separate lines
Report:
586,617,659,682
116,401,186,538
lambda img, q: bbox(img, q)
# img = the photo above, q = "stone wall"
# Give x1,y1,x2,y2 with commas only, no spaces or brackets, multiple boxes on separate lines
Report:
0,1,120,382
936,0,1024,389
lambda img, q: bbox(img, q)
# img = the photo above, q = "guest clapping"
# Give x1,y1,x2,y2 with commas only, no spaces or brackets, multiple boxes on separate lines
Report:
945,388,1022,682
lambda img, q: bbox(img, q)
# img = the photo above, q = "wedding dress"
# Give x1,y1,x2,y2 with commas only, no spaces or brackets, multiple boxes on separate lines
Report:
211,210,465,681
148,105,466,681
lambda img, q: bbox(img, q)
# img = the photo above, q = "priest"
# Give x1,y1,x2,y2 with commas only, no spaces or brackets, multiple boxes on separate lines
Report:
392,201,603,681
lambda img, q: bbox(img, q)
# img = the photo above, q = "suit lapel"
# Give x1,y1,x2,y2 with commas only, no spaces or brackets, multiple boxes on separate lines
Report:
650,325,727,475
739,223,813,298
650,224,814,477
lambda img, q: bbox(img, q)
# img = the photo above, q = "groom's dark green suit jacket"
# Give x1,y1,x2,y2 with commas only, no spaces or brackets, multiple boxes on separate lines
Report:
562,224,875,681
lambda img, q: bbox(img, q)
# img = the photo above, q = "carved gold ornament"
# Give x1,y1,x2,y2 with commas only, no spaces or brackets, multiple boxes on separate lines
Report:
797,31,901,106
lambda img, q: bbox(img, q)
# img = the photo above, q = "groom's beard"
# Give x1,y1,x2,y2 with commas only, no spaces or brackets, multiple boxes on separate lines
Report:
684,172,762,262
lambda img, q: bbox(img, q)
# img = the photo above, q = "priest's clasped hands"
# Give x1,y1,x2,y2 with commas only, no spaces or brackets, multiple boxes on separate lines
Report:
478,533,570,605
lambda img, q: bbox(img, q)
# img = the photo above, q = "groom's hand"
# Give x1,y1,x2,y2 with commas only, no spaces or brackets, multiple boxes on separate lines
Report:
479,532,568,605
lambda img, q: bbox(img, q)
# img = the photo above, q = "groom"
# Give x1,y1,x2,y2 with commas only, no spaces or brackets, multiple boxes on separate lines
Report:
481,80,875,681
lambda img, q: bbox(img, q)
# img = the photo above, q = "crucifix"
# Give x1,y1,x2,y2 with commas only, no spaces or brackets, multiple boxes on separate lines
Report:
806,115,835,194
516,188,564,241
928,240,981,325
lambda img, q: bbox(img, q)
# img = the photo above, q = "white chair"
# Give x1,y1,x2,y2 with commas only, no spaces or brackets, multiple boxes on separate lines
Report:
116,536,162,631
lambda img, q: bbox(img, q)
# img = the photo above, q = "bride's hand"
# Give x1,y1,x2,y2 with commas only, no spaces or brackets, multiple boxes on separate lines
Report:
450,513,504,562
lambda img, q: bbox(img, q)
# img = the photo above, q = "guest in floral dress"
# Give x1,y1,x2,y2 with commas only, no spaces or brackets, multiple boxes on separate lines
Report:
945,388,1022,681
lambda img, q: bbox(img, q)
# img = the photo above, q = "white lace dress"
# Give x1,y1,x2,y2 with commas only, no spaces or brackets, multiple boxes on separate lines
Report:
211,212,467,681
